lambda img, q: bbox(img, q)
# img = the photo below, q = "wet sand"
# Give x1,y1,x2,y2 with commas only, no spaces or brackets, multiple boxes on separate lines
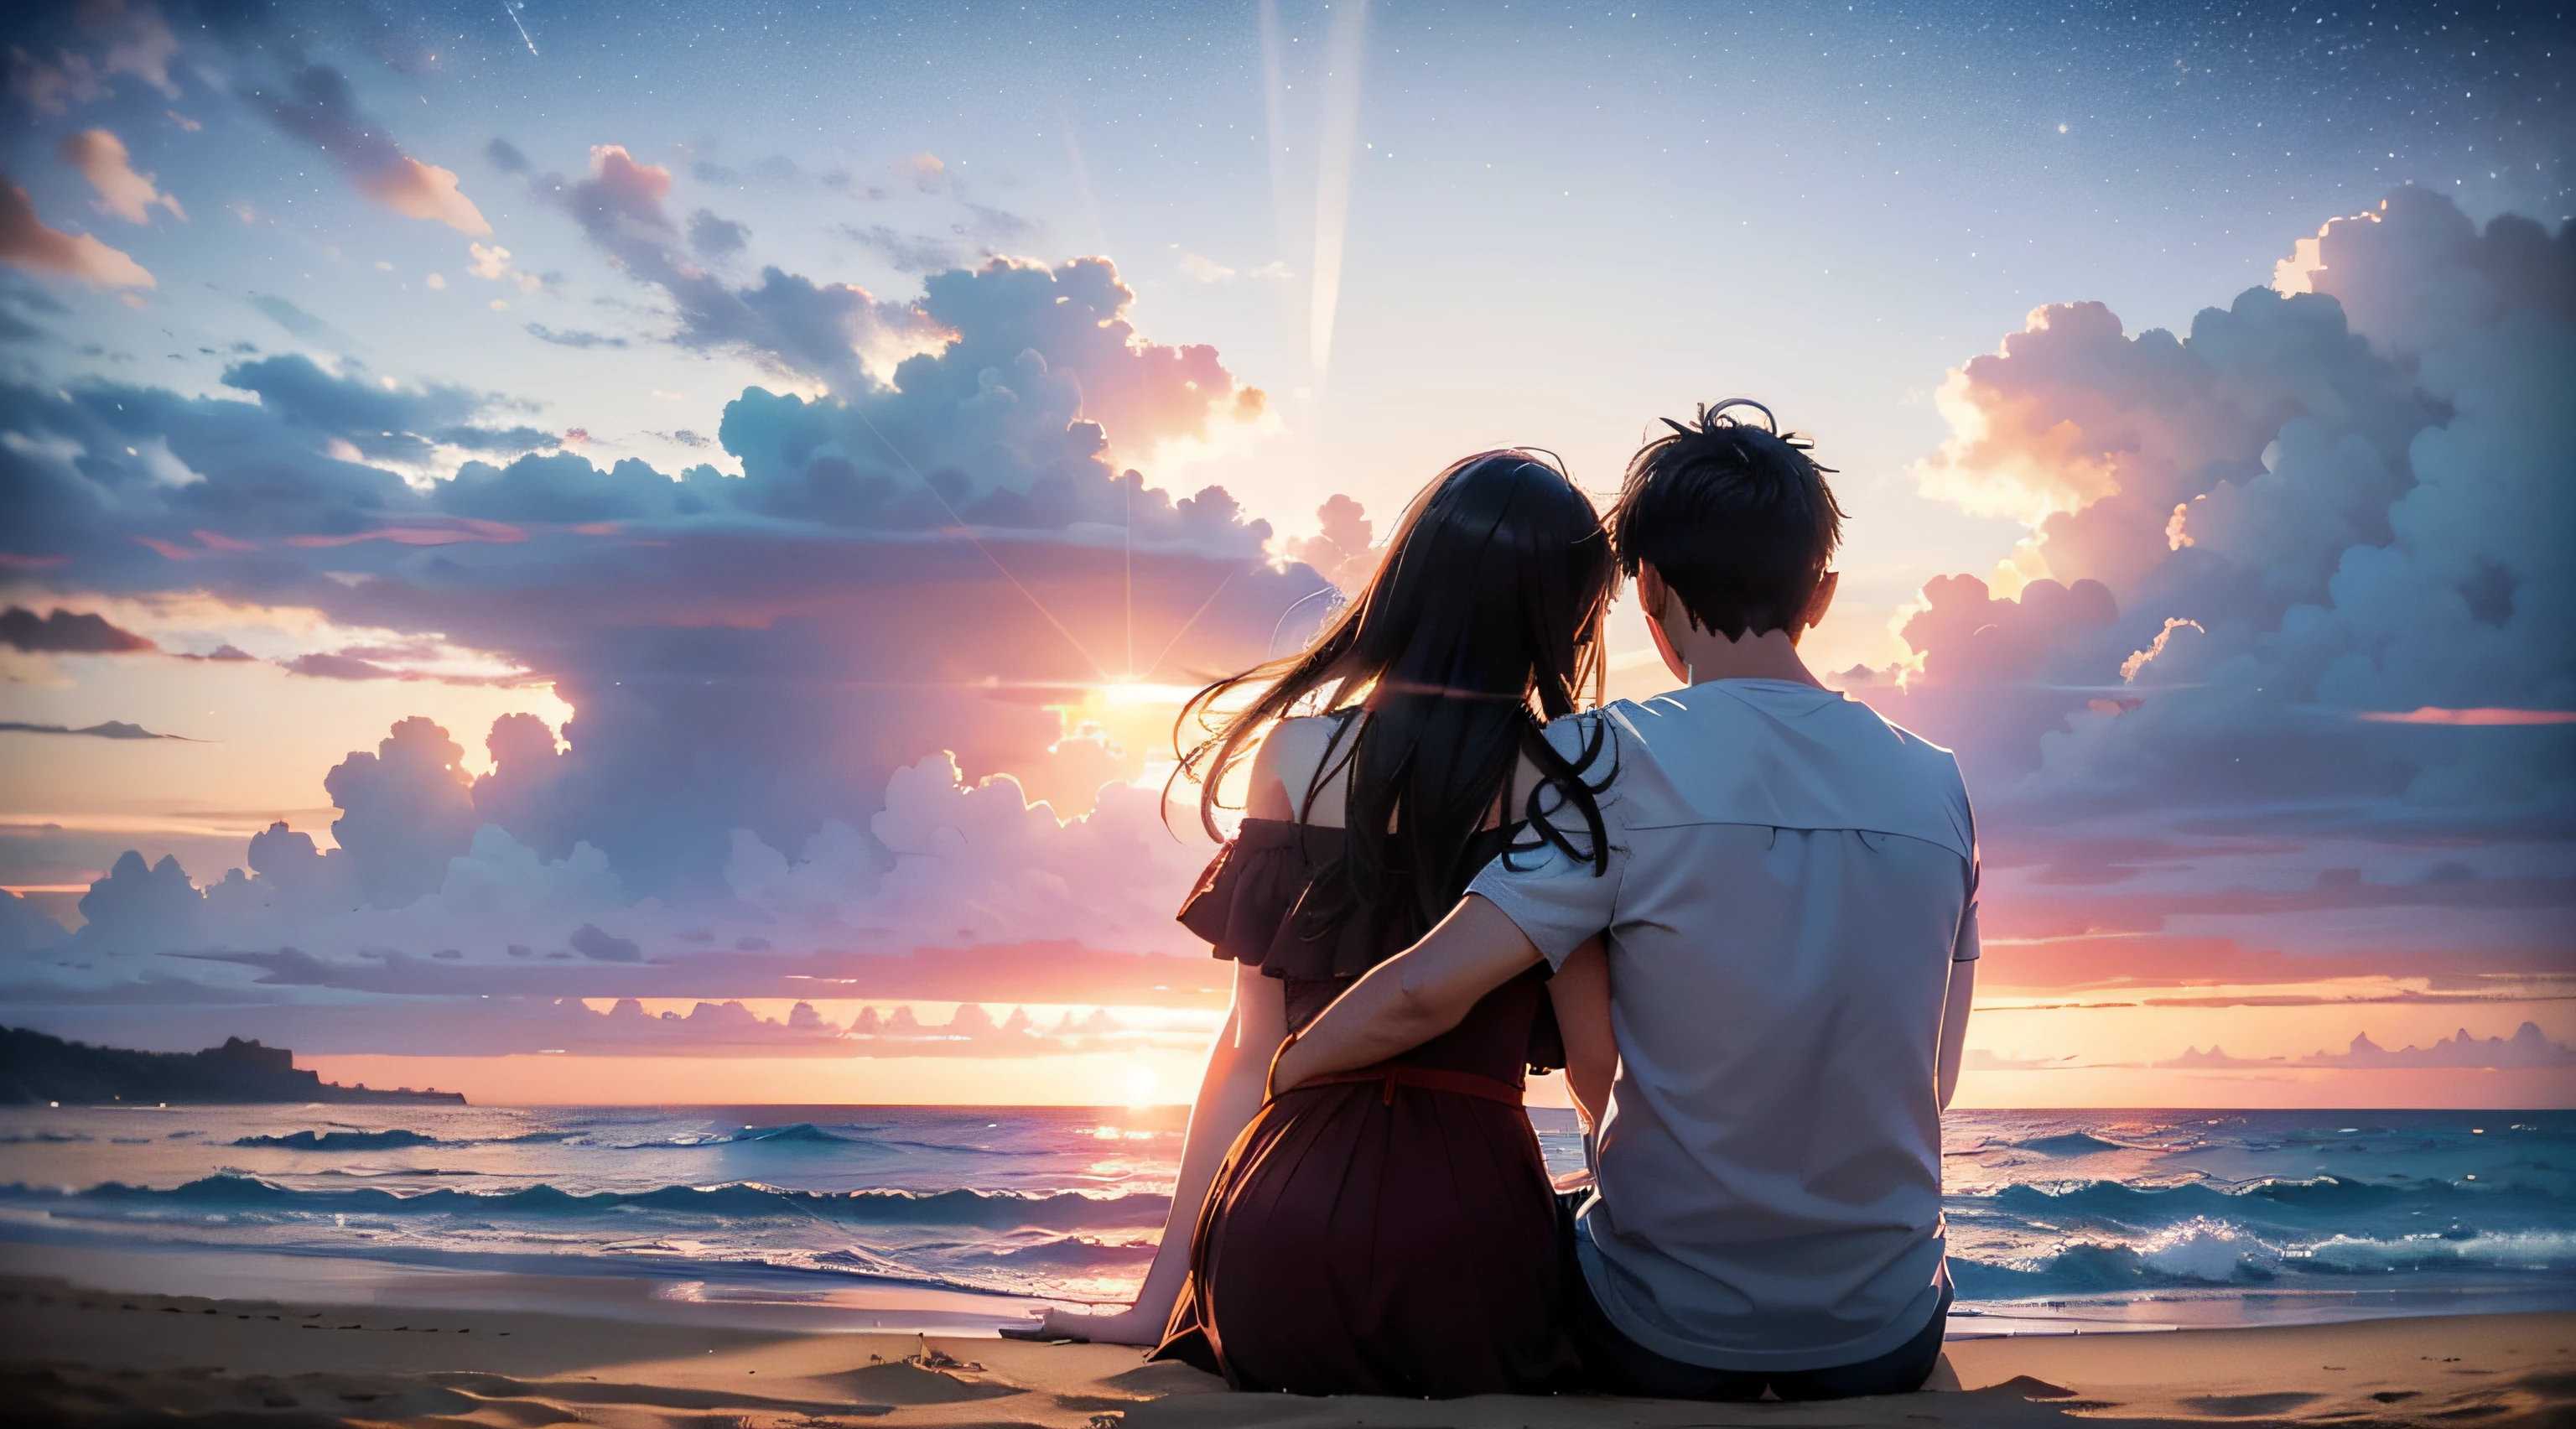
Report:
3,1273,2568,1426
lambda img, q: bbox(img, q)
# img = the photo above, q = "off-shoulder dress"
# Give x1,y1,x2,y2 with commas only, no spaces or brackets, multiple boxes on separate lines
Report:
1148,816,1578,1397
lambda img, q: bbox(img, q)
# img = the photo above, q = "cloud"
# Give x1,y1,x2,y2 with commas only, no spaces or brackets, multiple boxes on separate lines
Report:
246,293,355,348
16,714,1225,1015
0,221,1314,920
569,922,641,962
1973,930,2567,991
2276,188,2576,361
892,153,948,193
0,888,67,954
545,144,1265,470
320,716,485,908
12,991,1151,1060
0,605,157,652
8,1,179,115
723,752,1215,953
1846,194,2576,1004
687,208,747,257
220,353,548,465
2299,1021,2575,1069
353,158,488,234
247,64,491,234
842,224,958,274
1960,1049,2081,1071
59,130,182,224
962,204,1039,244
2355,706,2576,726
2152,1045,2280,1069
1280,493,1379,594
74,849,200,955
485,137,532,174
523,324,626,349
2155,1022,2574,1071
13,695,1226,1000
1865,191,2574,847
546,144,929,389
0,173,153,287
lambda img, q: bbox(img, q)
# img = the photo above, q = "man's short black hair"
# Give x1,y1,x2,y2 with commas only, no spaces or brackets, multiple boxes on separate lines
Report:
1610,400,1846,641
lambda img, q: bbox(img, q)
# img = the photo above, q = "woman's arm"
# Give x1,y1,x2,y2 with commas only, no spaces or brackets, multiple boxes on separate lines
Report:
1547,937,1613,1134
1035,959,1287,1344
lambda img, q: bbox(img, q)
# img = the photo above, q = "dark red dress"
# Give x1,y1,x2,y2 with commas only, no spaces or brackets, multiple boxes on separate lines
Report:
1150,817,1577,1398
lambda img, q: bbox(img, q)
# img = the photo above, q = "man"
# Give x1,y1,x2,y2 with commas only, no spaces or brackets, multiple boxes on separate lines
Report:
1271,400,1978,1401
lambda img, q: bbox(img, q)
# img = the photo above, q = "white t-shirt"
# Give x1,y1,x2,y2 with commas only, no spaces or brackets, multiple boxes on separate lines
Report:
1467,678,1977,1372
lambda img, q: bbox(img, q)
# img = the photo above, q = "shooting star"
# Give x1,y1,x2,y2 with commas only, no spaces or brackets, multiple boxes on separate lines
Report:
503,0,540,57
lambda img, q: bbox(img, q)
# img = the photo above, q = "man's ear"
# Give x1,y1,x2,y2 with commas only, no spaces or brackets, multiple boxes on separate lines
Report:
1636,562,1691,683
1800,569,1840,636
1636,563,1667,618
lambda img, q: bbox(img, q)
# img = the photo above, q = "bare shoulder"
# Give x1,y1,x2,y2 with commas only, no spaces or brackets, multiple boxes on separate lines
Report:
1247,713,1356,826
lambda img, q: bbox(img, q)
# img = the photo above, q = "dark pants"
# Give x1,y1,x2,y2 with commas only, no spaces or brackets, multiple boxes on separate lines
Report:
1557,1194,1950,1401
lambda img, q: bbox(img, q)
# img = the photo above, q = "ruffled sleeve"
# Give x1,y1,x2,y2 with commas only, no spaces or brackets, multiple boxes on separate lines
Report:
1176,818,1316,966
1174,818,1391,984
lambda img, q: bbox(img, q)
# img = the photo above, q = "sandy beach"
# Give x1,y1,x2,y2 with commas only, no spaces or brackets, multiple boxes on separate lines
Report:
3,1271,2567,1428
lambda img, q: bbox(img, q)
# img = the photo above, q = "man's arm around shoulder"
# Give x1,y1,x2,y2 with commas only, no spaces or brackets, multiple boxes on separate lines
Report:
1269,895,1543,1091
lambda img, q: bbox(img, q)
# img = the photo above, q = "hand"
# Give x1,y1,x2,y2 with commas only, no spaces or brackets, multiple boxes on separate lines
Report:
1023,1303,1168,1346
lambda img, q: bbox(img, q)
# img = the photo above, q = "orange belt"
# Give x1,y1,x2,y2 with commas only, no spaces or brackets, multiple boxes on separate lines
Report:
1295,1062,1524,1107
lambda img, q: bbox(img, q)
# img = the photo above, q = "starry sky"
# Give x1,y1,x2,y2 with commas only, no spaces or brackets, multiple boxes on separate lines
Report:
0,0,2569,1107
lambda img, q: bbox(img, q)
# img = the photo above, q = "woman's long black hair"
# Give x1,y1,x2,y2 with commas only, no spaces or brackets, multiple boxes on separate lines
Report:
1174,449,1617,948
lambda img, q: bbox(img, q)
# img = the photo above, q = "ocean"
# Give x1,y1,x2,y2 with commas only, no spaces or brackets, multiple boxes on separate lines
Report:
1,1104,2568,1337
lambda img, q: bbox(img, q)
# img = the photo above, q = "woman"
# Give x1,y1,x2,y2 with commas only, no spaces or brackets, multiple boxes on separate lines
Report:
1029,449,1620,1398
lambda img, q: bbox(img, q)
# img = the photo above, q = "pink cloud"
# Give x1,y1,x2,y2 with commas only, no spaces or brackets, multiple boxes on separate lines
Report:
59,129,182,224
0,175,153,287
1976,932,2565,990
2356,706,2576,725
586,144,673,218
891,152,948,193
351,155,490,235
250,65,491,235
283,518,526,548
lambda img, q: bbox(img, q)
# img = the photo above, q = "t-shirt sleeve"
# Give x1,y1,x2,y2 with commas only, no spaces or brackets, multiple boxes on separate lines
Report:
1952,850,1981,963
1467,826,1623,970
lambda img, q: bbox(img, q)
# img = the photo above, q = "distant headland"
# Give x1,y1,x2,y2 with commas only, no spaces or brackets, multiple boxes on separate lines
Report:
0,1027,466,1106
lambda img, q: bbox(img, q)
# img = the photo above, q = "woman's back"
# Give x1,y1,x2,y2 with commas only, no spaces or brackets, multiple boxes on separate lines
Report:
1154,716,1576,1396
1127,449,1612,1395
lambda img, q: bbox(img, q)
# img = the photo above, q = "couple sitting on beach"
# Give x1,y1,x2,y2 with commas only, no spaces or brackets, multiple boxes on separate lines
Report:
1027,402,1977,1403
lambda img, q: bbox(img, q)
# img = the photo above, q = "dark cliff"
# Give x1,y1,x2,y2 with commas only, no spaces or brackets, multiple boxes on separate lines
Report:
0,1027,467,1105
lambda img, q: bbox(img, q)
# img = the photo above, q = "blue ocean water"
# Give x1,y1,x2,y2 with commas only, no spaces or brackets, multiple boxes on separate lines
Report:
0,1104,2567,1332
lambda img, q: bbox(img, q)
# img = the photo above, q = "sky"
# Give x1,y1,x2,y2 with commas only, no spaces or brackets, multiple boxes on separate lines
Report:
0,0,2569,1108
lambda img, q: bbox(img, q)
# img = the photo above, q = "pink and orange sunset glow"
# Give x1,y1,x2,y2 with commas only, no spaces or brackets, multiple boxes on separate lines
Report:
0,1,2566,1120
4,6,2575,1415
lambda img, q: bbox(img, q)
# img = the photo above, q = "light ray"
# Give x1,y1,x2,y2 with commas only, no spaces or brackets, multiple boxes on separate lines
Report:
1259,0,1296,267
846,403,1112,680
1057,107,1110,253
1140,569,1239,683
1307,0,1371,387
